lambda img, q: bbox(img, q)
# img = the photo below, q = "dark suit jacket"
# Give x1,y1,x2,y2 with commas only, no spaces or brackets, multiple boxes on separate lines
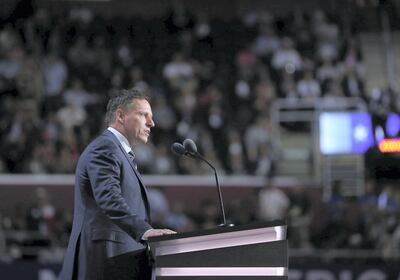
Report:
58,130,152,280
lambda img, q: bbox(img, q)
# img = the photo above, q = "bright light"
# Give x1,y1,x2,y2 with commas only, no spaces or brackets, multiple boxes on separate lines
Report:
378,138,400,153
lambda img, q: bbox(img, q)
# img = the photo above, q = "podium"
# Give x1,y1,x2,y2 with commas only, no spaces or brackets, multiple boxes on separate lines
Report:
148,220,288,279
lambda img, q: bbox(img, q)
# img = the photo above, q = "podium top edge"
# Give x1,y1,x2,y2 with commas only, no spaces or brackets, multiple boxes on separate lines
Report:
147,220,286,243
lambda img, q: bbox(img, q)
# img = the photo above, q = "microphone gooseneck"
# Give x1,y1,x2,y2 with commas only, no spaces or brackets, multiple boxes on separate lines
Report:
194,153,228,226
173,139,230,226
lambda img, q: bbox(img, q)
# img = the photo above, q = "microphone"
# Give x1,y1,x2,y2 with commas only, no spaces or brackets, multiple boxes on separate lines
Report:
171,142,186,156
182,138,199,158
171,139,232,227
183,138,198,154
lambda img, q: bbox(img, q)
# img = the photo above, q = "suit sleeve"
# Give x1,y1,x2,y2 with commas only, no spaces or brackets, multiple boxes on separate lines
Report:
86,141,152,242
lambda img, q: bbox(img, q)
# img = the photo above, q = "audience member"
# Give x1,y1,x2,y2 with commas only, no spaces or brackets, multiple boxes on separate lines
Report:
257,177,290,221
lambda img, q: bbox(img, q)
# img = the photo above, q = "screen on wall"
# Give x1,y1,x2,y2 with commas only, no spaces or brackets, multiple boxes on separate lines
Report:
319,112,375,155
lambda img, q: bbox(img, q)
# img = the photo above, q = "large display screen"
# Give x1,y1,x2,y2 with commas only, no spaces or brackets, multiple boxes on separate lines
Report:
319,112,375,155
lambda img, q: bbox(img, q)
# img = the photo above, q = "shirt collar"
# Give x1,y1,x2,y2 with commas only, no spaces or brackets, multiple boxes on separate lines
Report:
107,127,132,154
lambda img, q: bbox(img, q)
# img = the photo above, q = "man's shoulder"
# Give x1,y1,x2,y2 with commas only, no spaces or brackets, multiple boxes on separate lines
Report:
76,131,123,173
83,130,120,154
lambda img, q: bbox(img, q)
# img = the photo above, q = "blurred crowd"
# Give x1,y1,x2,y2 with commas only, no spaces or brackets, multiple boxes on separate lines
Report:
1,178,399,261
0,3,382,176
1,3,400,260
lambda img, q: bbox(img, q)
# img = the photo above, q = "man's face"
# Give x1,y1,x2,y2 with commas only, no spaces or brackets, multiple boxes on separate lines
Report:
119,99,155,145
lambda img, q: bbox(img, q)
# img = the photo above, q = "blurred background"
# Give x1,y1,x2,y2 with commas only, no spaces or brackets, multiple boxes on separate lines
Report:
0,0,400,278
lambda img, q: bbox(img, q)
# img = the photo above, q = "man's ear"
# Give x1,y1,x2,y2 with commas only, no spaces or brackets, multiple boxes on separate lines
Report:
115,108,124,123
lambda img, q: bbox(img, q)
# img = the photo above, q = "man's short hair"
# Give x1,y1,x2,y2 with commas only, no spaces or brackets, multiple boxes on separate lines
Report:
105,89,150,125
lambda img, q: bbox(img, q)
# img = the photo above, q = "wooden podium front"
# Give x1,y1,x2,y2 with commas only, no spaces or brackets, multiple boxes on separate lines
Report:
148,220,288,279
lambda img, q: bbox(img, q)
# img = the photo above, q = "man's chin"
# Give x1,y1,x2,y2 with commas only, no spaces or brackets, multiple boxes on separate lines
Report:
140,137,149,144
132,137,148,145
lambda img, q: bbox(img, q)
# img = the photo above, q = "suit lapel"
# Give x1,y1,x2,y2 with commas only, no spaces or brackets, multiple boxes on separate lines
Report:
120,145,151,221
103,130,151,221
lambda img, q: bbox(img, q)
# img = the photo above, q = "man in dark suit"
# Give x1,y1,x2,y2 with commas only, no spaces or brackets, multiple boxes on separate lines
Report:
59,89,176,280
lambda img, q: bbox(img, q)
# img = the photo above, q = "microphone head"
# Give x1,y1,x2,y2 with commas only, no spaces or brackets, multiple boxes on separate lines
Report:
183,139,198,154
171,142,186,156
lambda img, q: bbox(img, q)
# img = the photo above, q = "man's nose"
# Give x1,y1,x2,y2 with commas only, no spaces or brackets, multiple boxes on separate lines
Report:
147,118,155,127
